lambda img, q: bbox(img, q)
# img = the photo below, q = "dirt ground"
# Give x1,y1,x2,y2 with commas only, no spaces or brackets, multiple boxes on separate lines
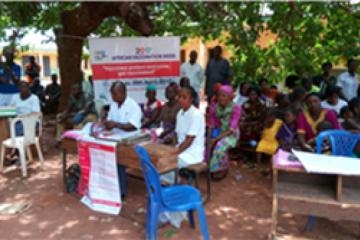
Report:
1,123,360,240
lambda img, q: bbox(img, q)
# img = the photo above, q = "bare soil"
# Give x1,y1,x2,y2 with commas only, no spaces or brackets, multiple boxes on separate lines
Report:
0,123,359,240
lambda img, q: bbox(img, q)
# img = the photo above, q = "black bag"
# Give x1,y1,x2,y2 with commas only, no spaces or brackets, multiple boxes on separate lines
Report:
65,164,81,193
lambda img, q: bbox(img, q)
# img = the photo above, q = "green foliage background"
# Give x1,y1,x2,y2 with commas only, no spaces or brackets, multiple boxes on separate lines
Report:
0,2,359,85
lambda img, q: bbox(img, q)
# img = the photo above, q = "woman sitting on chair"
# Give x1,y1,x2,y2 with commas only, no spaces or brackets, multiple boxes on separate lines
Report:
297,93,340,152
6,81,41,164
10,81,41,136
208,85,241,180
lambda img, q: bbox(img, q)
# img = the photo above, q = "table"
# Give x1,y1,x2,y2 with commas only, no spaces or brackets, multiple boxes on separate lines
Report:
0,117,10,144
61,137,178,184
271,151,360,237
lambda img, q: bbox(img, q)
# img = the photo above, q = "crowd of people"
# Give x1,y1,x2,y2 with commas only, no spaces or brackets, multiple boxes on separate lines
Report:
1,45,360,183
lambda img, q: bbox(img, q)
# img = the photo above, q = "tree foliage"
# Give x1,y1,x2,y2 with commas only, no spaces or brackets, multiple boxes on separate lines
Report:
0,2,359,86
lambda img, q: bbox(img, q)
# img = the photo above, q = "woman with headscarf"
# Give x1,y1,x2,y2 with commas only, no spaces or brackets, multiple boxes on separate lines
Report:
142,84,162,128
208,85,241,180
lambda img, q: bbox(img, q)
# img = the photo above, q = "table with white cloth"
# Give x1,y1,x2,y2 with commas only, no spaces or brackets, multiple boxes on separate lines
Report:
271,149,360,237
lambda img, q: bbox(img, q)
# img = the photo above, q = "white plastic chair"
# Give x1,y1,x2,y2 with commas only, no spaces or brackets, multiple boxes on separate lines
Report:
0,112,44,177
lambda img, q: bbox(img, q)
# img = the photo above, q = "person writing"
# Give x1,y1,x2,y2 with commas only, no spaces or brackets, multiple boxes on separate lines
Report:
103,81,142,198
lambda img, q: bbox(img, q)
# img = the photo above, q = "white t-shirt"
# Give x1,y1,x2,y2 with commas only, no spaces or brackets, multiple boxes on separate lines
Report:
337,71,359,101
10,94,40,116
321,99,348,115
175,105,205,166
180,62,204,94
107,97,142,129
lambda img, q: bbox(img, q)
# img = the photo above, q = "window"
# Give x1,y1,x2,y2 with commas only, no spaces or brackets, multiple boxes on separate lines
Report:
42,56,51,77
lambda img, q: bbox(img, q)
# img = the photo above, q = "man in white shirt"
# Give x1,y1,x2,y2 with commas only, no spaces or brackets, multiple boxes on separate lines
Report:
180,50,204,96
103,81,142,198
337,59,358,101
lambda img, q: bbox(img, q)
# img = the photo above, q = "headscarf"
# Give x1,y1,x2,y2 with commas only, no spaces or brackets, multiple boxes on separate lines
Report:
146,84,157,91
219,85,234,99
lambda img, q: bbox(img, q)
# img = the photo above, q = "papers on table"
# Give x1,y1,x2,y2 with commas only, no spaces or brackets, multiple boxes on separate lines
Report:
292,150,360,176
0,106,16,117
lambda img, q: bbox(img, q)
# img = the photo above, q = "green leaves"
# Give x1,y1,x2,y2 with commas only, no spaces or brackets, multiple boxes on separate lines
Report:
0,2,358,84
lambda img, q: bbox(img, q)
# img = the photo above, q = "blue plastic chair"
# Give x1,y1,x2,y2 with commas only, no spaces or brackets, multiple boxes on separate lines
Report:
135,145,210,240
306,130,360,231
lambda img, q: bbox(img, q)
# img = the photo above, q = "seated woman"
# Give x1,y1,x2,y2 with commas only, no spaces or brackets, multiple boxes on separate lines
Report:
297,93,340,152
208,85,241,180
256,108,283,165
142,84,162,128
239,86,266,144
342,98,360,132
321,85,347,115
179,77,199,107
157,84,181,144
10,81,41,135
161,86,205,184
6,81,41,163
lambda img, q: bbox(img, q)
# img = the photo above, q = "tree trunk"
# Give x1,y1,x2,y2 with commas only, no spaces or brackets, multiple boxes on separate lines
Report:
55,2,153,111
56,34,84,111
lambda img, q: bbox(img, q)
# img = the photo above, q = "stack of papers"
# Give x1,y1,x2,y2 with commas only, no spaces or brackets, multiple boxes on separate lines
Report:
0,107,16,117
292,150,360,176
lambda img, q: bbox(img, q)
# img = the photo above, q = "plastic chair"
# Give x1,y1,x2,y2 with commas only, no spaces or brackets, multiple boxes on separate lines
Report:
306,130,360,231
135,145,210,240
316,130,360,156
0,113,44,177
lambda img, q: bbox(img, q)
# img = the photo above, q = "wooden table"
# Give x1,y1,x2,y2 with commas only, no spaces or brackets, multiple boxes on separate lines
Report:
0,117,10,143
271,157,360,237
61,137,178,184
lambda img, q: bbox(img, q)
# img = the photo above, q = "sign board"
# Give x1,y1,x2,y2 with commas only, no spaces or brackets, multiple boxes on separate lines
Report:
89,37,180,103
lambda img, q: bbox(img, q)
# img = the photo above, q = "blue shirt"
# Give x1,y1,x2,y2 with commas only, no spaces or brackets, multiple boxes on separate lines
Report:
2,62,21,84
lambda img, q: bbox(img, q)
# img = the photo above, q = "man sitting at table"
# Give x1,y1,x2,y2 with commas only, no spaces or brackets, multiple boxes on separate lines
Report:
103,81,142,198
56,83,96,144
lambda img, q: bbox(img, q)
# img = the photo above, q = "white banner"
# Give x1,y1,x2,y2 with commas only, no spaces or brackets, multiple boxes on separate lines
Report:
89,37,180,103
78,137,121,215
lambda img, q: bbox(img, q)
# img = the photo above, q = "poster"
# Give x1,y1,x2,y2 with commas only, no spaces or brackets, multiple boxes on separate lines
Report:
89,36,180,103
78,137,121,215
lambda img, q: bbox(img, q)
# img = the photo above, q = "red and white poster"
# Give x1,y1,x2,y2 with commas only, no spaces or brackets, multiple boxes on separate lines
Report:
77,137,121,215
89,37,180,103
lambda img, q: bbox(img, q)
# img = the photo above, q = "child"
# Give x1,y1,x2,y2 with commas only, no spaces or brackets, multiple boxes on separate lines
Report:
256,108,283,165
276,108,297,151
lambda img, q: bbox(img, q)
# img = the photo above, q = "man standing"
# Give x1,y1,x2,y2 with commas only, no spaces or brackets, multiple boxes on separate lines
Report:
205,45,232,101
180,50,204,96
103,81,142,198
3,47,21,85
0,47,21,106
337,59,358,101
25,56,41,84
315,62,337,98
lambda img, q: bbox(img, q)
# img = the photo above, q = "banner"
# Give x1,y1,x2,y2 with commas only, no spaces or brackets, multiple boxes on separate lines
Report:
78,137,121,215
89,37,180,103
